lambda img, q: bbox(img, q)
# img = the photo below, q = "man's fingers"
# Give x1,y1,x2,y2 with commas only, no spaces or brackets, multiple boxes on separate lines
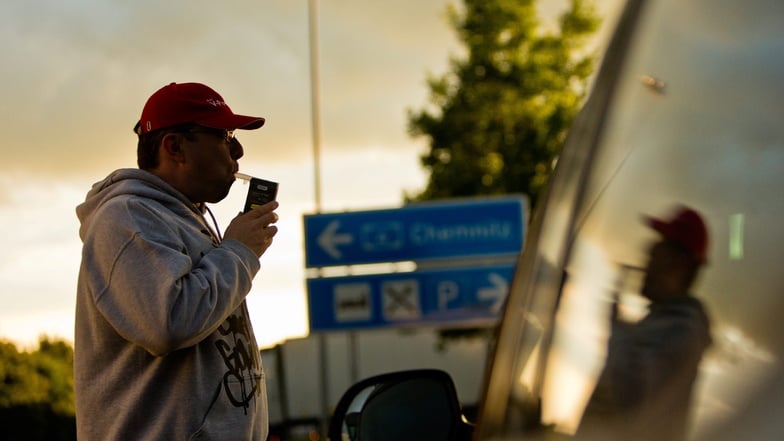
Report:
246,200,279,215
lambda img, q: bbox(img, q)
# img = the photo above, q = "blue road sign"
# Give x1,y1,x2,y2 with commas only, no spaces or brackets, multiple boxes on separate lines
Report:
303,197,526,267
307,264,515,331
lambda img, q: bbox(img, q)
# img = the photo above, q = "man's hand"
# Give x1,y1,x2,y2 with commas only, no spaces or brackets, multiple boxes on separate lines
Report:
223,201,279,257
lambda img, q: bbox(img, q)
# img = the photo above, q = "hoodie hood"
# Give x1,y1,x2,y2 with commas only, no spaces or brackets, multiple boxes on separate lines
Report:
76,168,201,241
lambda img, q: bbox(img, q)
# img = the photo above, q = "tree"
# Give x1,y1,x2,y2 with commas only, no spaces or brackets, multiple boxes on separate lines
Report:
407,0,600,210
407,0,600,347
0,338,75,441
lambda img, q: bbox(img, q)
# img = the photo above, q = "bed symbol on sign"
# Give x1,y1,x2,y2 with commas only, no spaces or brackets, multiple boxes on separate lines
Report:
334,283,372,322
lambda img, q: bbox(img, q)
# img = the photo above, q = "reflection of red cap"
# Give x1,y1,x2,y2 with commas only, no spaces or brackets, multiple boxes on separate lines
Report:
135,82,265,135
646,206,709,263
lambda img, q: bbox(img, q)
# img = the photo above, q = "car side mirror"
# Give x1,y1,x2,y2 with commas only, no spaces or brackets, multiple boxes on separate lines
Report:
327,369,474,441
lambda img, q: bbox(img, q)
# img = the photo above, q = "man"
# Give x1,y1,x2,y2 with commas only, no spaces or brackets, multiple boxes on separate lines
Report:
74,82,278,440
578,206,713,441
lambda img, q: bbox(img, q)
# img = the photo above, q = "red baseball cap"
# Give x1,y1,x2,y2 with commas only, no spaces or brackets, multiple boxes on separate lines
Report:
135,82,265,135
645,206,709,263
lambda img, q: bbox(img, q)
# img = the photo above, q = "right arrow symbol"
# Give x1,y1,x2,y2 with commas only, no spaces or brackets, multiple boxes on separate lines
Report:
477,273,509,314
317,220,354,260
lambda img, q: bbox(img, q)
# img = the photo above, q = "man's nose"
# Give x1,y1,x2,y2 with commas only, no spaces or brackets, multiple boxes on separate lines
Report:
230,137,244,160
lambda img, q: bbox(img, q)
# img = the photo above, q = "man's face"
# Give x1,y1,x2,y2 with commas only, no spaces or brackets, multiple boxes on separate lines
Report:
641,239,689,302
179,127,244,203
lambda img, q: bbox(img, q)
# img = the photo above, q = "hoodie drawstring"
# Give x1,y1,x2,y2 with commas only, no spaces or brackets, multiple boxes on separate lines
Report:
204,205,223,242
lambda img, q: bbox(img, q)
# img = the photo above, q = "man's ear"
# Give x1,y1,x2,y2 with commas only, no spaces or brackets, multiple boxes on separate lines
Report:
160,133,187,164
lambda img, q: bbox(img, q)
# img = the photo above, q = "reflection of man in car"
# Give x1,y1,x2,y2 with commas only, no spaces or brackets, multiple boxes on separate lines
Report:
578,206,713,441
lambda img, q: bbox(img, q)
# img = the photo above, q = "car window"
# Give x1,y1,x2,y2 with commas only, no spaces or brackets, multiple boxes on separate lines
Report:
479,0,784,439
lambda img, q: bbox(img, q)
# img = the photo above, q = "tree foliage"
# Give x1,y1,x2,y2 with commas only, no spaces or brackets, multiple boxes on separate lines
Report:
0,338,75,441
407,0,600,209
407,0,600,346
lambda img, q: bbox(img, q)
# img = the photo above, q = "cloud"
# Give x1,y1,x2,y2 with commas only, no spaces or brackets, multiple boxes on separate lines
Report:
0,0,459,178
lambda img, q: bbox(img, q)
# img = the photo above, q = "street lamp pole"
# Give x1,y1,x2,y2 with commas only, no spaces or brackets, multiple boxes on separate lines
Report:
309,0,322,213
308,0,330,437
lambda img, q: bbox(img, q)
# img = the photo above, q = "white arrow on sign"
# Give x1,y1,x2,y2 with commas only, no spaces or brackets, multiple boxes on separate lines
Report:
477,273,509,314
317,220,354,260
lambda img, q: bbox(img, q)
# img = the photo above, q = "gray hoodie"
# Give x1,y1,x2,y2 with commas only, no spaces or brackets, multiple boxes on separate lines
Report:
74,168,268,441
578,295,712,441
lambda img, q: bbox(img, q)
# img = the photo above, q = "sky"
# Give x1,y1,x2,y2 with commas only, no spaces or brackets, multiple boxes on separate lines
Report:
0,0,620,349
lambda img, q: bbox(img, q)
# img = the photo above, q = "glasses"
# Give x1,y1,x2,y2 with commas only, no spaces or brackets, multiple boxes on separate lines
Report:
182,127,236,144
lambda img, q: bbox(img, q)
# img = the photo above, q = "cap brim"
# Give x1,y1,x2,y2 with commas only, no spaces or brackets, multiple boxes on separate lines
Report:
645,216,667,233
643,215,677,241
234,115,265,130
199,114,266,131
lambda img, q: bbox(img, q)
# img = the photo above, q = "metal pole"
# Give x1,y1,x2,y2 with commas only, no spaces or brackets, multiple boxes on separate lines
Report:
308,0,330,438
309,0,322,212
274,345,290,426
349,332,359,383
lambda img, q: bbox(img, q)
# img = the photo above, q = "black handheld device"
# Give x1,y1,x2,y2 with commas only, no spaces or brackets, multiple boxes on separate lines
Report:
243,177,279,213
